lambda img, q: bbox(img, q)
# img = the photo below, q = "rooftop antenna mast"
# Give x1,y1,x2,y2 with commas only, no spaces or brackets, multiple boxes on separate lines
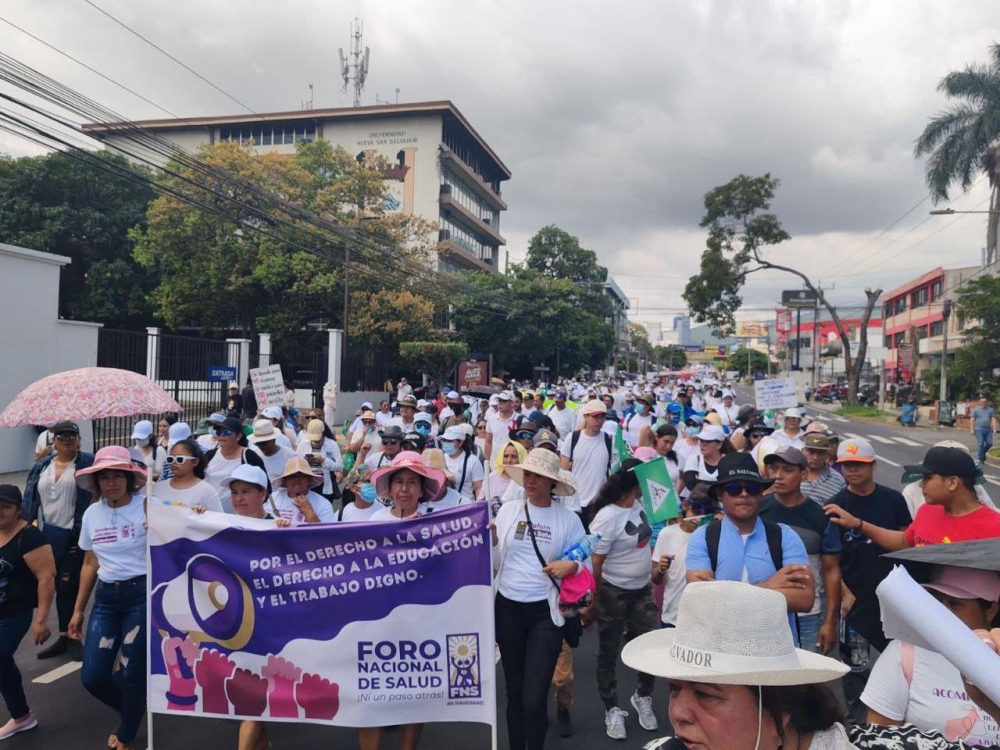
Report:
339,18,370,107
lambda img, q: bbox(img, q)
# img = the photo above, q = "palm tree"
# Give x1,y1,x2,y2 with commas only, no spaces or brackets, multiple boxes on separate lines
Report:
915,44,1000,265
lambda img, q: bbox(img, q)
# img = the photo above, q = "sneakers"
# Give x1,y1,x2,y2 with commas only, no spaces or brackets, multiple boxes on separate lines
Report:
0,714,37,740
556,707,572,738
631,691,659,731
604,707,628,740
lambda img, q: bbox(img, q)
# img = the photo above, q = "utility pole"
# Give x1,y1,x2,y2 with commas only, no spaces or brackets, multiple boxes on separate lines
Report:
938,299,954,424
341,236,351,387
811,284,821,392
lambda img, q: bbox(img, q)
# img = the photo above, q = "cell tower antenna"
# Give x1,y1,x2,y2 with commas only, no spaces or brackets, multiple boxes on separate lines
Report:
339,17,370,107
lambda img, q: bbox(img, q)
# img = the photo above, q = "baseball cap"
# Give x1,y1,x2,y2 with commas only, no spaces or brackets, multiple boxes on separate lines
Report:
533,429,559,448
130,420,154,442
414,411,433,424
221,464,269,491
922,566,1000,603
0,485,22,506
441,426,466,442
446,391,460,400
167,421,193,449
764,446,807,469
697,425,726,443
554,390,568,401
903,446,978,480
804,433,831,451
497,390,514,402
52,420,79,436
836,438,876,464
581,399,608,416
305,419,326,440
261,406,283,420
361,401,374,410
783,407,804,420
416,399,430,408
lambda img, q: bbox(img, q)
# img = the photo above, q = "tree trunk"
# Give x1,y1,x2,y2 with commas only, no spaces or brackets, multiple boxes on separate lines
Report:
988,180,999,268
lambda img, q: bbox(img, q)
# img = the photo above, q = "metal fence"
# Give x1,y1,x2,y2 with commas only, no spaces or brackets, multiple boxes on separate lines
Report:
269,330,328,407
93,329,242,449
344,344,397,392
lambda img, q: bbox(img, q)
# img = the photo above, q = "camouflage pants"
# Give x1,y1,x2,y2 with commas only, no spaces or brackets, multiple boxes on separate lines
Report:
596,582,658,709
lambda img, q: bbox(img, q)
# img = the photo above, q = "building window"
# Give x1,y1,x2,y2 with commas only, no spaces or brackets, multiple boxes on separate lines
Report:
912,287,928,308
931,280,943,300
219,121,316,146
884,335,893,349
930,320,944,337
893,331,905,348
895,297,907,314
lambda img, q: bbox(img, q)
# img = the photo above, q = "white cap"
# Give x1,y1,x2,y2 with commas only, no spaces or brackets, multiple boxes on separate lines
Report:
497,390,514,401
131,420,154,441
784,407,804,419
167,422,192,449
446,391,460,400
361,401,374,410
442,426,466,441
697,425,727,442
208,412,226,423
261,406,283,420
221,464,269,490
417,399,430,408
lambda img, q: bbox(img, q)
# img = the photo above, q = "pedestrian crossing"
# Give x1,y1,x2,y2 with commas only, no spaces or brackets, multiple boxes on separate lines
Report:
838,432,927,448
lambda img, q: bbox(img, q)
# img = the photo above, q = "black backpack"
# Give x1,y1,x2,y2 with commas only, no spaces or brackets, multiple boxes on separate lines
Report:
569,430,613,474
705,519,784,573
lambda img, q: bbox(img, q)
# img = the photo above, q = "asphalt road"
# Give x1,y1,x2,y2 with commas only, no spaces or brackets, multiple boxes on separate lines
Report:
7,390,989,750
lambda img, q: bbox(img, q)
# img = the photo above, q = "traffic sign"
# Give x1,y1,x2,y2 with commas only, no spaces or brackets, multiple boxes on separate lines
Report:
781,289,818,308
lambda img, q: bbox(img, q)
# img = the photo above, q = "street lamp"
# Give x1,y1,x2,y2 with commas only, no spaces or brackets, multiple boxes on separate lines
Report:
938,299,954,425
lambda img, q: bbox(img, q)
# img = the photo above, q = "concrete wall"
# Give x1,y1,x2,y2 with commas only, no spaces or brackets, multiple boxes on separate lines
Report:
0,244,101,474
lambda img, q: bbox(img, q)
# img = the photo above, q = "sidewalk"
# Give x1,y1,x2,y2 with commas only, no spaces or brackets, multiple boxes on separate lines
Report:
803,399,964,435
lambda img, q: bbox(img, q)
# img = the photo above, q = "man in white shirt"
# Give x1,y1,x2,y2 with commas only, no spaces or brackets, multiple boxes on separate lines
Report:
714,394,740,430
484,391,519,463
396,377,413,402
546,390,577,439
560,400,613,523
247,419,298,480
771,407,806,449
520,391,537,417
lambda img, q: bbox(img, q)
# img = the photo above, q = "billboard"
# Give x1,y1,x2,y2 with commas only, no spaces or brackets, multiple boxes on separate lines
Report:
457,360,489,388
781,289,818,308
737,321,769,338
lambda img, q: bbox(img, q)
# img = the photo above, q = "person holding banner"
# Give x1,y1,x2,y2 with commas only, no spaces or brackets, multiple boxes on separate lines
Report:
68,447,148,750
494,449,583,750
583,458,660,740
269,458,335,525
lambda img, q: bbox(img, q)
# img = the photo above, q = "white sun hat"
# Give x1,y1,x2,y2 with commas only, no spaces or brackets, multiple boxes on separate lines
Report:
622,581,848,686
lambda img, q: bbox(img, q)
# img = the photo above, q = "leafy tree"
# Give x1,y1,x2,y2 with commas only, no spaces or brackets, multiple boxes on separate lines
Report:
952,274,1000,398
683,174,881,404
399,341,469,386
0,151,156,328
915,44,1000,265
525,225,607,286
351,290,437,347
652,345,687,369
727,348,771,377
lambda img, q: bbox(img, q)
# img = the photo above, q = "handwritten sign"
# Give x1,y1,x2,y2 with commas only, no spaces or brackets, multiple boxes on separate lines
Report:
250,364,286,409
753,377,799,410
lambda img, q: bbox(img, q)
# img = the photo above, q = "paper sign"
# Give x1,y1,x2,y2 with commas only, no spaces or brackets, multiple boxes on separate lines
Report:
753,377,799,410
250,364,286,409
633,457,680,525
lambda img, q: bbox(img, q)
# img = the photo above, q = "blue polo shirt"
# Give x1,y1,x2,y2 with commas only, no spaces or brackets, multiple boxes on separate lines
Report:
686,515,809,639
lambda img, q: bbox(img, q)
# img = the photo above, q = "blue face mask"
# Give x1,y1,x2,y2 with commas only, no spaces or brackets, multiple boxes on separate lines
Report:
685,425,700,438
415,423,431,434
441,442,458,456
359,484,378,503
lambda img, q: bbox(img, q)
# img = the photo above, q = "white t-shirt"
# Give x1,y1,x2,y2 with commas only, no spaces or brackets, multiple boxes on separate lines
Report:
205,452,244,513
250,444,298,481
652,523,694,625
269,488,335,525
444,452,485,502
486,472,512,518
375,410,393,427
153,480,224,512
714,404,740,428
546,405,577,440
624,413,653,448
862,640,1000,746
197,434,217,452
78,494,147,583
674,439,698,470
296,437,343,496
590,502,653,590
34,431,52,456
339,501,380,522
560,431,611,513
684,452,719,484
770,430,805,450
424,487,466,514
486,411,518,462
388,416,416,433
496,502,585,603
369,505,425,522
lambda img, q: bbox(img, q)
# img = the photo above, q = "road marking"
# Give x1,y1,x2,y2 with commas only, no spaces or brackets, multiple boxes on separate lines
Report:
984,476,1000,487
876,455,901,467
892,437,924,447
32,661,81,685
867,435,897,445
843,433,864,440
830,416,850,423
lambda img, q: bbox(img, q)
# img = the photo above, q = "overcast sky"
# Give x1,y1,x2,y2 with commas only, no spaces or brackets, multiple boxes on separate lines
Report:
2,0,997,332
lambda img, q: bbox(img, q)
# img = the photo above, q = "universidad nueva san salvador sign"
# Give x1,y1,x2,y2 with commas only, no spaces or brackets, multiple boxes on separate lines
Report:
148,503,495,728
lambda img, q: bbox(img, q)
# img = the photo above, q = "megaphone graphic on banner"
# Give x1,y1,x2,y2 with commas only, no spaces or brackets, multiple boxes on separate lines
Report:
151,554,255,650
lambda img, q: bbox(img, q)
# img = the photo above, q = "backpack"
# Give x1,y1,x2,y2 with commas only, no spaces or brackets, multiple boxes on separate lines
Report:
569,430,613,474
705,519,784,573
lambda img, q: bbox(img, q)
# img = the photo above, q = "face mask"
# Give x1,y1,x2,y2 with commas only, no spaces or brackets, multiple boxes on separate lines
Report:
415,423,431,435
441,442,458,456
359,484,378,503
685,425,700,438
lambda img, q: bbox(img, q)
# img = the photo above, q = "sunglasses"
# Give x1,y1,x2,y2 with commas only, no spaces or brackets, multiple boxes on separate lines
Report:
514,431,535,440
721,482,764,497
476,425,487,431
381,439,400,446
749,431,766,439
54,432,78,441
213,428,235,437
165,455,199,465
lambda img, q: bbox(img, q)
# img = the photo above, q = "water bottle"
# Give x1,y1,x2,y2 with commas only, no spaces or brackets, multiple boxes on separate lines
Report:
560,534,602,563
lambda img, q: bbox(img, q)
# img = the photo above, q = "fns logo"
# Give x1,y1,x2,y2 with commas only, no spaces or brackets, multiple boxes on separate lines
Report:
446,633,480,699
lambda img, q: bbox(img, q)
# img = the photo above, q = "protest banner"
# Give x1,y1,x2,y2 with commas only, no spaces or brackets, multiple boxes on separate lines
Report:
753,377,799,410
610,422,631,474
633,457,680,524
148,503,496,729
250,364,286,409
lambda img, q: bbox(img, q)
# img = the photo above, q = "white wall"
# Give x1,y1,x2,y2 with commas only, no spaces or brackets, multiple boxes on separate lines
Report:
0,244,101,473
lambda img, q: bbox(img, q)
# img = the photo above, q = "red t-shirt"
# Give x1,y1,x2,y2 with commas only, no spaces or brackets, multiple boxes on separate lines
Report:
905,503,1000,547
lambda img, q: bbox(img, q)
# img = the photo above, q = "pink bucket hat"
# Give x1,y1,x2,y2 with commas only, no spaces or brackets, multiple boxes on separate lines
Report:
370,451,445,502
75,445,147,494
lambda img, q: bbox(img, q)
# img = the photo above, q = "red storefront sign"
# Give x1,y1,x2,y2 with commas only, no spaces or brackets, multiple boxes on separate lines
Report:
458,360,489,388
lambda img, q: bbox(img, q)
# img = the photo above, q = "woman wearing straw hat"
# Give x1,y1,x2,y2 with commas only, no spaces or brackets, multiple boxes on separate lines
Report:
68,447,149,750
493,449,584,750
270,457,336,525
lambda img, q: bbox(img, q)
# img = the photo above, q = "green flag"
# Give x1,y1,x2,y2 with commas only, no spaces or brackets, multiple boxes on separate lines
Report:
610,423,631,474
633,457,680,525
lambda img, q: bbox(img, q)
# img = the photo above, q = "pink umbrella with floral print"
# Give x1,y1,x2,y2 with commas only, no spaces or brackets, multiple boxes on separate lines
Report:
0,366,182,427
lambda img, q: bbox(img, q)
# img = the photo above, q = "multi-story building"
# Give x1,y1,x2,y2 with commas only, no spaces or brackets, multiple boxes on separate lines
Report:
603,276,630,370
881,265,981,385
83,101,510,273
672,315,691,346
781,315,884,384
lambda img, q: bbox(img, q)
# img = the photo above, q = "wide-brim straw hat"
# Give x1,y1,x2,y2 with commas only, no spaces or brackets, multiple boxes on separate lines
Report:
271,456,324,490
505,449,577,497
75,445,148,494
622,581,848,686
371,451,445,502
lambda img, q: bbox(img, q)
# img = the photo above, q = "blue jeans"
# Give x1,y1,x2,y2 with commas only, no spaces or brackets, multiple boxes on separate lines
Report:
0,613,32,720
797,611,823,653
975,429,993,462
81,577,146,744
